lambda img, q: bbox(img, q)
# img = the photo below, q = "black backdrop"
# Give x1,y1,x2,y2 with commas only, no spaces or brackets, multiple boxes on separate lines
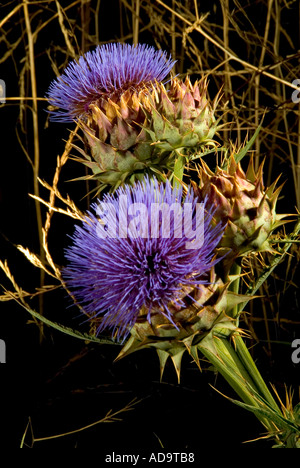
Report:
0,0,299,452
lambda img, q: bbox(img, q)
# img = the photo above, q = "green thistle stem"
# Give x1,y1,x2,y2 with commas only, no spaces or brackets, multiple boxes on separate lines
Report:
201,218,300,443
173,149,185,187
233,334,279,411
198,330,279,433
228,261,241,319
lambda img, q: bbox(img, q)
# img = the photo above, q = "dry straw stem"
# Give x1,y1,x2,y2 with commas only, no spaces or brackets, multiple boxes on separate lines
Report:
0,259,54,332
133,0,141,45
36,125,84,276
55,0,77,58
0,260,30,306
0,123,84,334
21,125,83,280
155,0,299,90
42,124,82,264
20,398,141,447
22,0,44,315
0,257,118,346
253,0,273,160
0,257,58,306
9,0,81,334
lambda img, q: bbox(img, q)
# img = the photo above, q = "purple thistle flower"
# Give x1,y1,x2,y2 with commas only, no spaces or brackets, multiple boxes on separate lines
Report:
63,178,225,340
47,43,175,122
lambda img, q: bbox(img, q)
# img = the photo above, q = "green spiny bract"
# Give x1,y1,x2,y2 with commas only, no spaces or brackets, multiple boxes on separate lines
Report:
144,77,220,154
193,154,289,259
115,269,248,382
74,89,169,192
73,77,220,192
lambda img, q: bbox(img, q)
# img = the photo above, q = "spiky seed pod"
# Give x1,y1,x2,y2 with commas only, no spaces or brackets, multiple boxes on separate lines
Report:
193,155,289,258
143,77,221,154
75,76,221,191
75,90,174,190
74,76,222,191
116,268,249,382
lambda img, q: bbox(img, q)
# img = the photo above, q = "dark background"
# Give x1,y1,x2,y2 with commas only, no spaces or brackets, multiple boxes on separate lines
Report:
0,0,299,451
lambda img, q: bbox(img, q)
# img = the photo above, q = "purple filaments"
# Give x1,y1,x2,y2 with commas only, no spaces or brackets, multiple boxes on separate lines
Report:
63,177,225,340
46,43,176,122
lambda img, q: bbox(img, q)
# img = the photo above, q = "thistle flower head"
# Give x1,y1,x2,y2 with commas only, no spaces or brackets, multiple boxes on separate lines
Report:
47,43,175,122
193,154,289,259
63,178,225,340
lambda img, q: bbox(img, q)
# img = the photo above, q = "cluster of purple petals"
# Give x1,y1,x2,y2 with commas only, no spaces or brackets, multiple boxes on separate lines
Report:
46,43,175,122
63,177,225,340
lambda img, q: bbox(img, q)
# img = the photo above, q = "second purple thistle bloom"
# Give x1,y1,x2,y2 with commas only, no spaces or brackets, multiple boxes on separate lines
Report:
47,42,175,122
63,178,225,340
